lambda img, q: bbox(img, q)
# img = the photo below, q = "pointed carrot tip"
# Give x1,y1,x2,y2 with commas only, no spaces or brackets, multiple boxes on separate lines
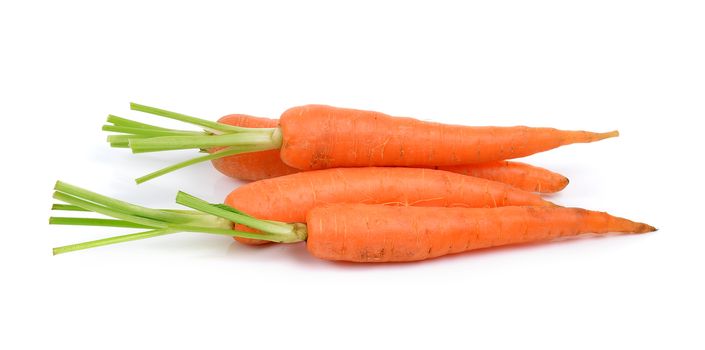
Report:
599,130,620,140
556,176,570,191
636,223,657,234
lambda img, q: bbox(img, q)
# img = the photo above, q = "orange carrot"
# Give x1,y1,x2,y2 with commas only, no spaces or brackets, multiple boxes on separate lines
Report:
211,116,569,192
278,105,617,169
210,114,298,181
50,185,654,262
304,204,655,262
173,193,654,262
108,103,617,183
225,167,555,245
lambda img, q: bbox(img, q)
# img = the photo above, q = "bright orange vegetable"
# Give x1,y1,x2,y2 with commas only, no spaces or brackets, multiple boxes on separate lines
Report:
212,115,569,192
304,204,655,262
50,184,654,262
105,103,617,183
225,167,555,245
278,105,617,170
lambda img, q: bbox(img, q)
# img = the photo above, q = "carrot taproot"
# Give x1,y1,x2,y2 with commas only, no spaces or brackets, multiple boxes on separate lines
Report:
303,204,655,262
225,167,555,245
212,115,569,192
105,103,617,183
278,105,617,170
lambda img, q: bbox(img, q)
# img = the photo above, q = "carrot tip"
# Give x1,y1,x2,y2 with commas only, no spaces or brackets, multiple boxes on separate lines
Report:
555,177,570,191
599,130,620,140
636,223,657,234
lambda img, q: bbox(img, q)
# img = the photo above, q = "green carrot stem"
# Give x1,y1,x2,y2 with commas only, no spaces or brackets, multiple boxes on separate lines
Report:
52,191,170,228
52,225,286,256
134,145,270,184
49,217,151,228
175,191,294,235
51,204,88,211
107,115,178,131
167,225,285,241
102,125,206,137
130,102,248,133
175,191,307,243
51,203,207,214
128,131,278,153
53,228,177,255
54,181,192,223
49,181,266,255
105,103,286,181
107,134,151,143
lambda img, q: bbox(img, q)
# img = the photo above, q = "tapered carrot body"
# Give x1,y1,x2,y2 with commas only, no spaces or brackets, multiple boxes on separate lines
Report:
115,103,612,185
279,105,618,170
210,115,299,181
435,161,569,193
212,116,569,192
306,204,655,262
226,167,555,245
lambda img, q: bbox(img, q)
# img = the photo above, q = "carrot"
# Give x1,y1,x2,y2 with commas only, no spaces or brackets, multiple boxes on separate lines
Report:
210,114,298,181
104,103,617,183
303,204,654,262
213,115,569,192
50,186,655,262
224,167,555,245
179,193,655,262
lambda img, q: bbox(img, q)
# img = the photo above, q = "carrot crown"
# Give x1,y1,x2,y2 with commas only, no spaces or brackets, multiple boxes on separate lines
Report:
104,103,283,184
50,182,304,255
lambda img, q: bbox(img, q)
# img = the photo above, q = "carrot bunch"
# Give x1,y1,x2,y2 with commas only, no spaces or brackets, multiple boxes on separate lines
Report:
49,103,653,263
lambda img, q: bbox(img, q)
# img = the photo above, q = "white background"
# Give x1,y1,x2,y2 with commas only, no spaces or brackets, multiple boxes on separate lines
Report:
1,1,703,349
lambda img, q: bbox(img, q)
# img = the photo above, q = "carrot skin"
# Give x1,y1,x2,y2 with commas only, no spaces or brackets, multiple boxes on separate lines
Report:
306,204,655,263
279,105,617,170
434,161,569,193
210,114,299,181
226,167,555,245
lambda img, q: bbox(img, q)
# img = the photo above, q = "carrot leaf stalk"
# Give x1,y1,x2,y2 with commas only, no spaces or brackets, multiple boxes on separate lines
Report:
175,191,307,243
50,182,295,255
104,103,281,183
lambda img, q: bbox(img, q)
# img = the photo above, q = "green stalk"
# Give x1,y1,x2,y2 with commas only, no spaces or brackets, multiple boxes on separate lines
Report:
167,225,285,241
128,131,277,153
53,228,177,255
50,182,244,255
130,102,248,133
49,217,151,228
102,125,206,137
105,103,286,183
175,191,307,243
54,181,192,223
52,191,170,228
52,203,223,214
176,191,293,235
134,145,271,184
107,134,150,143
51,204,87,211
107,115,177,131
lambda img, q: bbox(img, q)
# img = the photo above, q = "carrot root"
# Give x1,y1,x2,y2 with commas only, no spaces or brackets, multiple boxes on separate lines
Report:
305,204,655,262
